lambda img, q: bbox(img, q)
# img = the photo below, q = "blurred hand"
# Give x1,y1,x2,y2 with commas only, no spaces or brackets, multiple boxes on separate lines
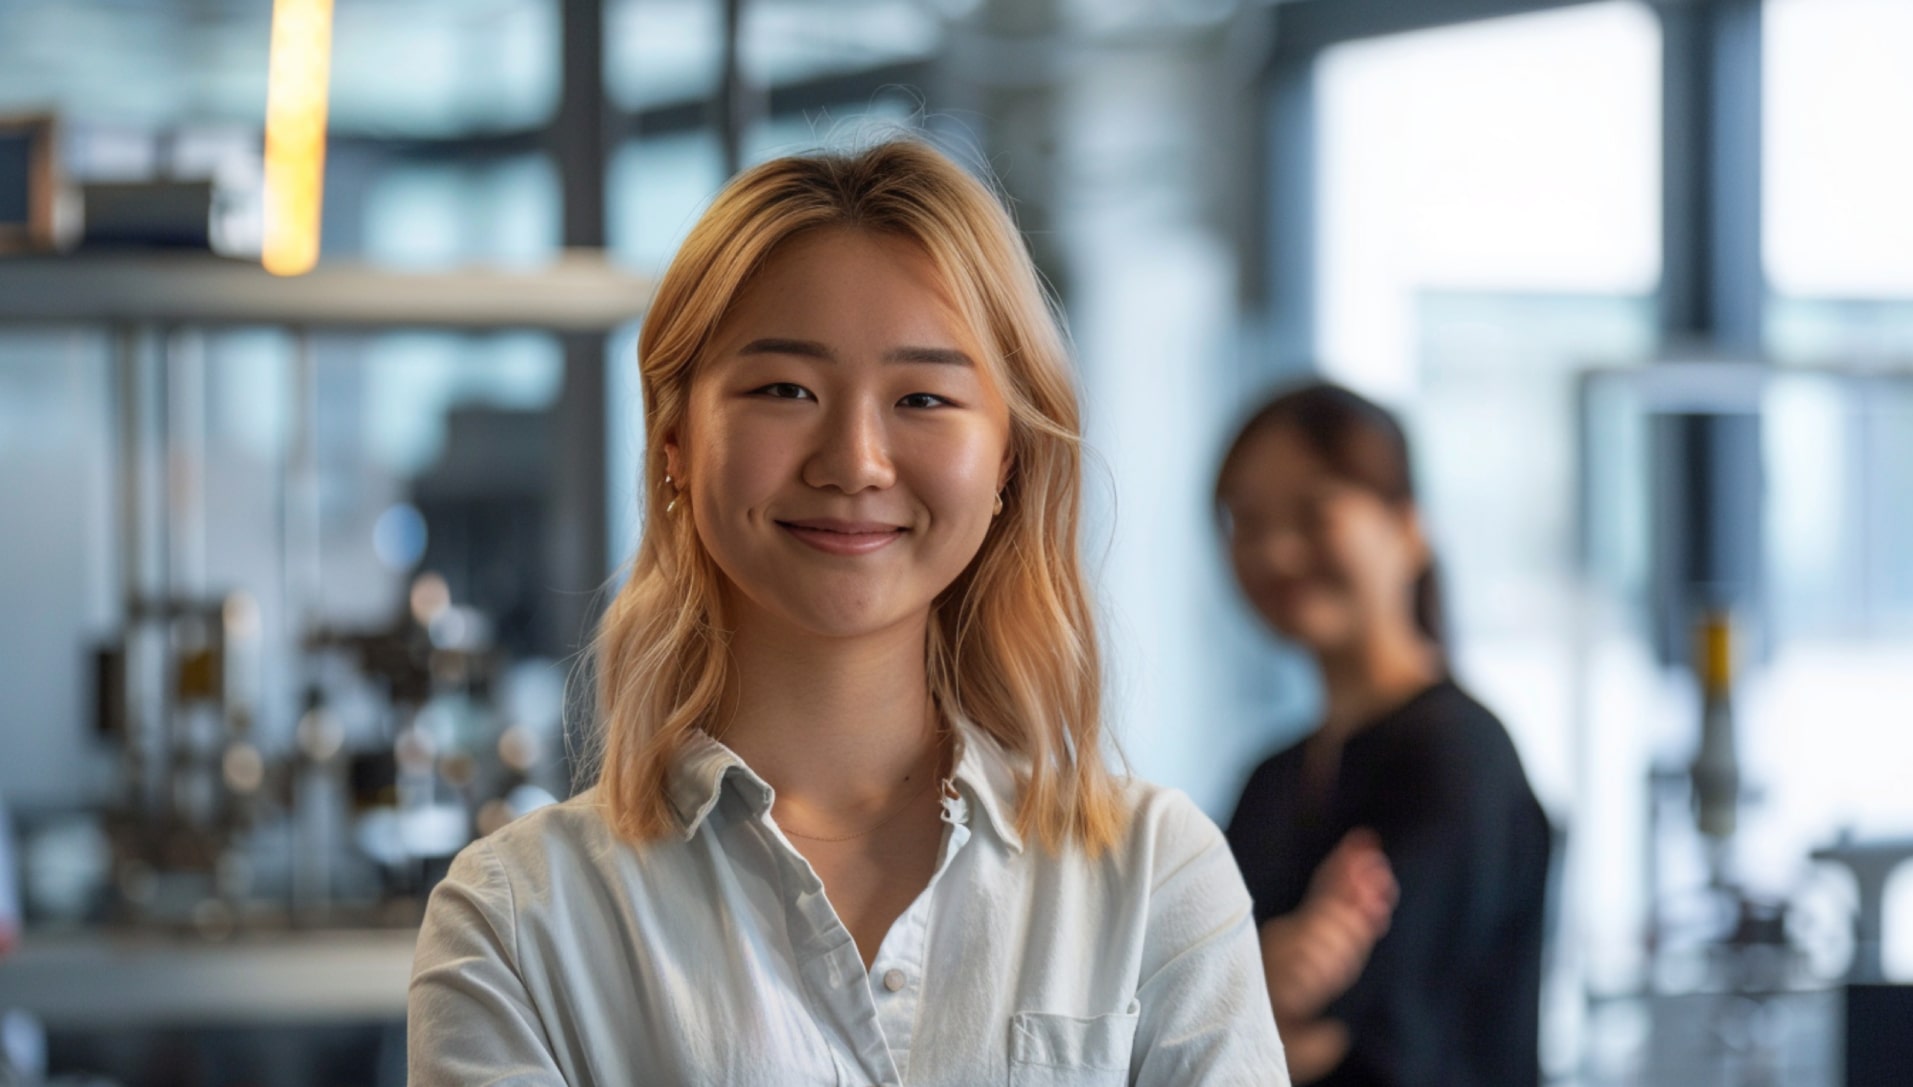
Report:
0,920,16,961
1259,828,1397,1025
1281,1018,1352,1086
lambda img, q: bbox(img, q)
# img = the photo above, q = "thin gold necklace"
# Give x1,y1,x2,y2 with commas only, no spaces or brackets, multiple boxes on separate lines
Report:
777,741,949,844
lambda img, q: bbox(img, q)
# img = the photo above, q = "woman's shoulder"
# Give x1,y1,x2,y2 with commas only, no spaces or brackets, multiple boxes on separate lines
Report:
1365,681,1543,819
1106,775,1236,877
1111,774,1206,823
1378,680,1518,761
437,788,629,904
483,785,613,852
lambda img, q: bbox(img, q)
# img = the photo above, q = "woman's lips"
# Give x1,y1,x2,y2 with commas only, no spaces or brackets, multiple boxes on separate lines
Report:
777,519,908,556
1256,579,1323,615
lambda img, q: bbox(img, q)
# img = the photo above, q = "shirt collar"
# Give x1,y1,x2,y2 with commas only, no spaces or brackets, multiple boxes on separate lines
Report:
945,715,1026,854
666,715,1026,854
665,732,774,840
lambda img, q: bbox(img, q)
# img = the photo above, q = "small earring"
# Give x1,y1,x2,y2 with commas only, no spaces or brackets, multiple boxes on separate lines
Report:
663,473,679,515
992,491,1004,517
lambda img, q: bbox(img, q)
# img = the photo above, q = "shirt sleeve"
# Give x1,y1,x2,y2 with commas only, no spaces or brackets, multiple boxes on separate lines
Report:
1130,791,1292,1087
408,838,569,1086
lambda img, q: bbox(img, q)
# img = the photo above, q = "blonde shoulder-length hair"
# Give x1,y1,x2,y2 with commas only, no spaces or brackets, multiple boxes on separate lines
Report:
591,138,1122,855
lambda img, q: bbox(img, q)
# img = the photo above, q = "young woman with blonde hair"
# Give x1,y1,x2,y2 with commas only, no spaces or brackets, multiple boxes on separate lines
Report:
408,140,1289,1085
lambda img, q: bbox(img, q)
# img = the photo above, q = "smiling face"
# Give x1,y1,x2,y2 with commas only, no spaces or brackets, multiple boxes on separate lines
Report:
664,227,1014,641
1219,424,1429,655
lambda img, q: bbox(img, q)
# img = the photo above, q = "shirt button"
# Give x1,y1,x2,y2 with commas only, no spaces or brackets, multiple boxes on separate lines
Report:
882,969,907,992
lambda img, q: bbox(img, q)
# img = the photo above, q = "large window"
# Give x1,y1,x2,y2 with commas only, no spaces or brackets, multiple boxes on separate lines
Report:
1311,6,1663,1073
0,0,558,136
1765,0,1913,362
1759,0,1913,984
606,0,936,112
1296,3,1913,1078
1316,0,1661,822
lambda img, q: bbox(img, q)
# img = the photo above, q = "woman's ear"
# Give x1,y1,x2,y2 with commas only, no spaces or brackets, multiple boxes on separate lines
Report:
663,437,684,489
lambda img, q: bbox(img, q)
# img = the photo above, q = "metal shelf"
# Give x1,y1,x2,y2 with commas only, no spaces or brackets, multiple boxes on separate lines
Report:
0,250,656,331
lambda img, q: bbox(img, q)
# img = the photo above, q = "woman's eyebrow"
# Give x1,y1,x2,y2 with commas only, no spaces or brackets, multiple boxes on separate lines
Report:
739,337,835,360
737,338,974,368
885,346,975,367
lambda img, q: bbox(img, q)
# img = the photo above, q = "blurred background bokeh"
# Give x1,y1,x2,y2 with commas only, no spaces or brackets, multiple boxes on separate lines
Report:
1,0,1911,1083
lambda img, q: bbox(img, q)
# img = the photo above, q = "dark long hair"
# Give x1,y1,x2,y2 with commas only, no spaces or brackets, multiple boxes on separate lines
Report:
1214,380,1447,651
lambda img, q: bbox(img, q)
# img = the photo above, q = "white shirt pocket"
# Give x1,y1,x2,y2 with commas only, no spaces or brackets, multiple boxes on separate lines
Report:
1008,1004,1140,1087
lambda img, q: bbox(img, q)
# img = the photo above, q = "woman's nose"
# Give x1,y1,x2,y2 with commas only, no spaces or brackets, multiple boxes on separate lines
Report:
1245,522,1310,576
803,397,897,494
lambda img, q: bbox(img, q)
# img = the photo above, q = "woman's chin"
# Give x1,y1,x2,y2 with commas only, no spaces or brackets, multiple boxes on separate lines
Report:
765,596,932,643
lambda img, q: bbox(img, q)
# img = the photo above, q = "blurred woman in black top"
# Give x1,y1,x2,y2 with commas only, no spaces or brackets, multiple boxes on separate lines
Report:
1216,382,1550,1086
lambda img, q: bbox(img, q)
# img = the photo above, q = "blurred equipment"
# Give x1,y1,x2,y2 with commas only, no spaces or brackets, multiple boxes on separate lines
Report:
0,140,644,1087
304,572,505,912
78,181,224,251
1634,375,1771,973
99,299,268,932
1689,608,1743,881
0,112,66,253
87,333,566,934
1809,835,1913,985
97,592,268,932
1577,361,1913,1086
1642,989,1837,1087
0,245,647,936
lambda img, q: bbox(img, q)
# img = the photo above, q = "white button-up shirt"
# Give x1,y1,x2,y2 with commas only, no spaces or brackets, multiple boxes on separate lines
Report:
409,720,1289,1085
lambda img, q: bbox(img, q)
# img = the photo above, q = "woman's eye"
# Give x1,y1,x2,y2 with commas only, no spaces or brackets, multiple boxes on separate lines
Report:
753,383,813,401
898,392,951,409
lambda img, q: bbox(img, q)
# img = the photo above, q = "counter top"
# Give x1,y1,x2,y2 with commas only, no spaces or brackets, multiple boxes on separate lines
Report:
0,927,418,1028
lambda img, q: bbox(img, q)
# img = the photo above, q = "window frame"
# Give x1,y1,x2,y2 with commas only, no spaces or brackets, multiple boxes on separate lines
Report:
1259,0,1765,379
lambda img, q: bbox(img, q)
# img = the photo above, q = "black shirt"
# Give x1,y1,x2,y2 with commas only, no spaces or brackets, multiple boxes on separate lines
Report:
1225,680,1551,1087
